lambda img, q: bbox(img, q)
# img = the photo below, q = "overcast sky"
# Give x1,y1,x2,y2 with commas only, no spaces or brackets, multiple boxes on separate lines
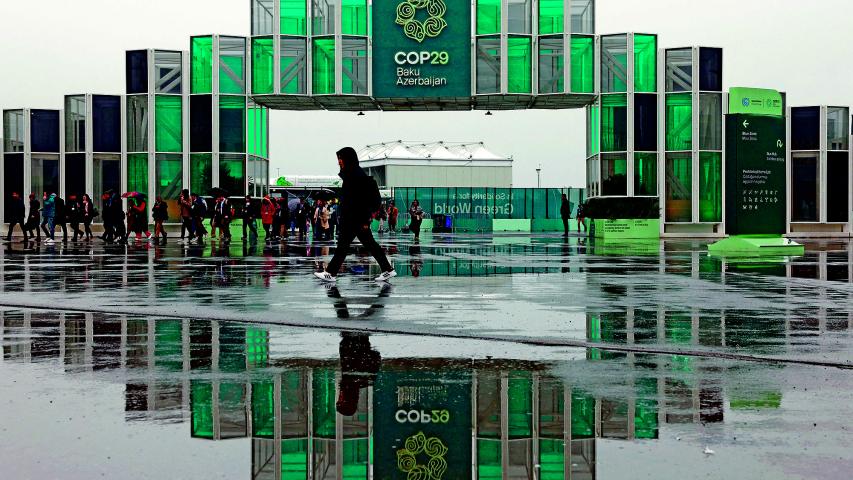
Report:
1,0,851,187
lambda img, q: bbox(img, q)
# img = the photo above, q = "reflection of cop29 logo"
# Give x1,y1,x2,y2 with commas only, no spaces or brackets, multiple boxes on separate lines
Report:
396,432,449,480
396,0,448,43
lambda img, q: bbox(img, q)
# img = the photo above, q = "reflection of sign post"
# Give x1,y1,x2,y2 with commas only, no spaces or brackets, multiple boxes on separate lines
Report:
725,88,787,235
374,370,471,480
372,0,471,98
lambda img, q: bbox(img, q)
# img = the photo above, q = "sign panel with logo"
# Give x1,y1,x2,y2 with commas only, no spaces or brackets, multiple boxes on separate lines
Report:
725,113,787,234
373,369,471,480
372,0,472,98
728,87,784,117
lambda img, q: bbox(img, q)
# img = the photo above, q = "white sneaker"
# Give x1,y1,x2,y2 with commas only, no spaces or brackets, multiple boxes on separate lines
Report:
314,271,337,283
44,239,55,245
375,270,397,282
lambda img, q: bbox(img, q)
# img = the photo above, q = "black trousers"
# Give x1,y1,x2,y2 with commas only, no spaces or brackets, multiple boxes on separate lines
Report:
562,218,569,235
326,225,393,276
6,221,26,241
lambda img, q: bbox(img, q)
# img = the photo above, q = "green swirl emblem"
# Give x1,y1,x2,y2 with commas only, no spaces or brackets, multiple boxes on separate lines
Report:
395,0,448,43
396,432,449,479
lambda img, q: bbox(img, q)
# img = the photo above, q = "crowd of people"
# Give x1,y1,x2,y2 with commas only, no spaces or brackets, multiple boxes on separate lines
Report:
4,189,428,247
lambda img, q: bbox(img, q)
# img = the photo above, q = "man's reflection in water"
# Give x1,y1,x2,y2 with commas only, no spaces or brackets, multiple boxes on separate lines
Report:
409,243,423,278
325,284,392,416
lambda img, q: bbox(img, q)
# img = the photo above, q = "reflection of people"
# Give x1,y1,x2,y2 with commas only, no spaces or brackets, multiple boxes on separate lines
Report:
337,332,381,416
326,284,391,416
409,243,423,278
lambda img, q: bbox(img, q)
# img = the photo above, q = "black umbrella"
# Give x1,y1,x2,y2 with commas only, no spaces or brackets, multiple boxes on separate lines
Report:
309,189,336,201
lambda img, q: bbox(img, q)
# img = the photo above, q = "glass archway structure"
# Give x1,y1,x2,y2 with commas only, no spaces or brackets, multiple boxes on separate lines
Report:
249,0,597,110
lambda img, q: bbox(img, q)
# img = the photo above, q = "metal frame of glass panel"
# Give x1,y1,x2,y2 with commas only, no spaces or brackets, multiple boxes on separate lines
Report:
659,46,725,236
1,108,62,227
787,105,852,236
585,33,657,199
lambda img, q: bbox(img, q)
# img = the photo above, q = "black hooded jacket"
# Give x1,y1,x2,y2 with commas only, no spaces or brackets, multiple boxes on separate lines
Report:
338,163,381,228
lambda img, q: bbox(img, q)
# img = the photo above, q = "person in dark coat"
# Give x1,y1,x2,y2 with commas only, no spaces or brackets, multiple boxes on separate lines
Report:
66,194,83,241
24,193,41,242
152,196,169,245
242,195,259,242
53,194,68,242
560,193,572,237
295,198,309,238
314,147,396,283
6,192,27,242
81,194,96,241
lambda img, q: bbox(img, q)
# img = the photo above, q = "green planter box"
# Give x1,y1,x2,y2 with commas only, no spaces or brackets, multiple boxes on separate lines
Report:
592,219,660,240
492,219,531,232
531,219,566,232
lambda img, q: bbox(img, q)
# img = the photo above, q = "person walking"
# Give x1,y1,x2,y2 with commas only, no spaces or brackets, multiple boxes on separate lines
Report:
275,197,290,240
314,200,330,241
295,198,308,238
40,192,57,244
388,201,399,233
260,195,275,240
328,199,338,239
314,147,396,283
179,189,193,243
128,197,152,242
376,202,388,234
152,196,169,245
216,196,233,242
6,192,27,243
24,193,41,243
190,193,208,244
560,193,571,237
67,195,83,241
81,194,96,241
242,195,259,242
576,201,587,233
408,200,424,241
111,191,127,244
54,194,68,242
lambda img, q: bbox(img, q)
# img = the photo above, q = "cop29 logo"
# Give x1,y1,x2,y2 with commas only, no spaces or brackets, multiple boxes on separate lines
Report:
396,0,448,43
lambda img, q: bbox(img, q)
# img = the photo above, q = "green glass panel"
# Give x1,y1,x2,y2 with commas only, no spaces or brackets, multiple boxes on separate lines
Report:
252,37,275,94
282,439,309,478
281,0,307,35
191,36,213,94
699,151,723,222
220,38,246,95
571,36,594,93
219,96,247,153
477,0,501,35
570,391,595,438
538,0,563,34
634,152,658,196
155,95,183,153
477,439,502,479
587,104,599,156
312,368,336,438
247,107,259,156
155,320,183,372
191,381,214,438
342,439,369,479
341,0,368,36
539,439,565,479
219,324,247,373
220,154,246,196
507,37,532,94
246,328,269,367
634,378,659,439
538,37,564,94
281,38,308,94
665,153,692,223
312,38,336,94
508,373,533,437
261,108,269,158
634,34,657,93
601,35,628,93
601,154,627,196
600,94,627,152
156,154,183,218
252,381,276,438
342,38,367,95
127,153,149,194
190,153,213,196
666,93,693,151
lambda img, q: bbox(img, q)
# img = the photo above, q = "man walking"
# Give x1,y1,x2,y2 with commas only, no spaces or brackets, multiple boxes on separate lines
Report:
6,192,27,242
40,192,57,244
314,147,396,283
560,193,571,237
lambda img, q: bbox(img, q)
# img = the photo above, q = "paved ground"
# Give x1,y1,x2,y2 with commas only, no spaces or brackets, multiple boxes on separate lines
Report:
1,234,852,479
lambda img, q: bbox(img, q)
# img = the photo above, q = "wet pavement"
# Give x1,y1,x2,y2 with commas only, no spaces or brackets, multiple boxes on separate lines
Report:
1,233,853,479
